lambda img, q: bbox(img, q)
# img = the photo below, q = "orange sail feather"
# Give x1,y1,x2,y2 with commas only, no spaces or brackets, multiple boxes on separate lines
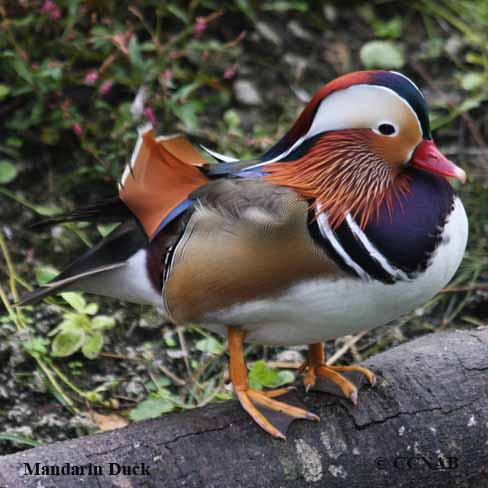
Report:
119,126,209,238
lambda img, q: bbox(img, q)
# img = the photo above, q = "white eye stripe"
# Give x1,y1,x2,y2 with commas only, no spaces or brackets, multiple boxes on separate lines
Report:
367,85,422,136
306,85,422,143
245,84,423,171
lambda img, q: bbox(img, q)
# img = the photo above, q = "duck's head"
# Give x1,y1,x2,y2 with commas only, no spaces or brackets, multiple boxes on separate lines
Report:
260,70,466,227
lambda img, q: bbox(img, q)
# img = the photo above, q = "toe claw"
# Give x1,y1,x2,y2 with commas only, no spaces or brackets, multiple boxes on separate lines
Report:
275,431,287,441
307,412,320,422
350,390,358,406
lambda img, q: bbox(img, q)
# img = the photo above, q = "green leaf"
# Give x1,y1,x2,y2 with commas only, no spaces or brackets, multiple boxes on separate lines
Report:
58,313,88,332
235,0,256,19
96,223,118,237
12,59,33,85
51,328,86,357
0,433,42,448
6,137,22,148
167,5,189,23
248,360,294,390
40,127,60,145
84,303,99,315
460,72,484,91
86,391,103,403
0,84,10,99
360,41,405,69
372,17,404,39
0,161,17,184
262,1,308,12
91,315,116,330
23,337,49,356
82,332,104,359
277,370,295,385
129,397,175,421
195,336,225,355
223,109,240,130
128,36,144,70
164,333,176,347
40,64,62,81
60,292,87,313
171,81,200,102
465,52,484,65
173,101,202,132
32,205,62,217
35,265,59,285
139,41,157,52
146,375,172,392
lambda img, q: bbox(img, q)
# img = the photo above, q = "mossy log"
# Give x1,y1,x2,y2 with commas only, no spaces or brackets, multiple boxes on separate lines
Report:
1,328,487,488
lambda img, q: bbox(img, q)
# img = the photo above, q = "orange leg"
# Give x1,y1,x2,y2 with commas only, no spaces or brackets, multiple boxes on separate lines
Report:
300,342,376,404
228,326,319,439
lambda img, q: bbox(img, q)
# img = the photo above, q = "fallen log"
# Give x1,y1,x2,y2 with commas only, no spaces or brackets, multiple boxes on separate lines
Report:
1,328,487,488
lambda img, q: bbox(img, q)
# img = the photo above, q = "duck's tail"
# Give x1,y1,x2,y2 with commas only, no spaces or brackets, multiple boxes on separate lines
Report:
17,126,209,307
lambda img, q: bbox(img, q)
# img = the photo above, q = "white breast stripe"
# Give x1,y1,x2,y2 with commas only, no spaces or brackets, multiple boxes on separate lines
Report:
345,213,410,281
316,209,369,281
200,145,238,163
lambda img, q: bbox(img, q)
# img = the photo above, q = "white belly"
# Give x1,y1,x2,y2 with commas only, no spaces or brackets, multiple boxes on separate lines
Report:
201,197,468,345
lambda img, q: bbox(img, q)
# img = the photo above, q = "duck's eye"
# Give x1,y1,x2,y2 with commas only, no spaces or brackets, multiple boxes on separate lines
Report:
377,123,396,136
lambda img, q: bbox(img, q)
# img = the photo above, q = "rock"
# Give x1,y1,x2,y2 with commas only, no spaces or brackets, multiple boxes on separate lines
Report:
275,349,304,363
324,41,352,73
445,35,464,58
287,20,313,41
283,53,308,80
125,378,145,396
233,80,262,106
323,5,337,23
255,21,282,46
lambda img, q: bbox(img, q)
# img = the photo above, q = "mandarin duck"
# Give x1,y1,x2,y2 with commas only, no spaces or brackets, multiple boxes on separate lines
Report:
18,70,468,439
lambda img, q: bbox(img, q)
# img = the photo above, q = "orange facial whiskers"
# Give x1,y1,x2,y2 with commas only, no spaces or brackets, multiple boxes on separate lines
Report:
263,130,410,229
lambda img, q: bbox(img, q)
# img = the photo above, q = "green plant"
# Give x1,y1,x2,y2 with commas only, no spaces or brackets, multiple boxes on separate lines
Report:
248,360,295,390
129,375,181,421
49,292,116,359
0,1,247,188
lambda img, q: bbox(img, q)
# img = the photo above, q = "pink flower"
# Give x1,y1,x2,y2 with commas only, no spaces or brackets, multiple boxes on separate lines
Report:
193,17,207,38
84,70,98,85
223,65,237,79
72,123,83,137
112,32,131,55
162,69,173,83
99,80,113,96
143,107,156,126
41,0,61,20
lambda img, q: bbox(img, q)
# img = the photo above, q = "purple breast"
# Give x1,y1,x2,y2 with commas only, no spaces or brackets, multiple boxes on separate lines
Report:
363,169,455,274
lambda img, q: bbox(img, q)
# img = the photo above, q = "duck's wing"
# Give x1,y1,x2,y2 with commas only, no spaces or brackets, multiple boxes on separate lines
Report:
18,127,208,307
163,178,344,324
16,219,147,306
